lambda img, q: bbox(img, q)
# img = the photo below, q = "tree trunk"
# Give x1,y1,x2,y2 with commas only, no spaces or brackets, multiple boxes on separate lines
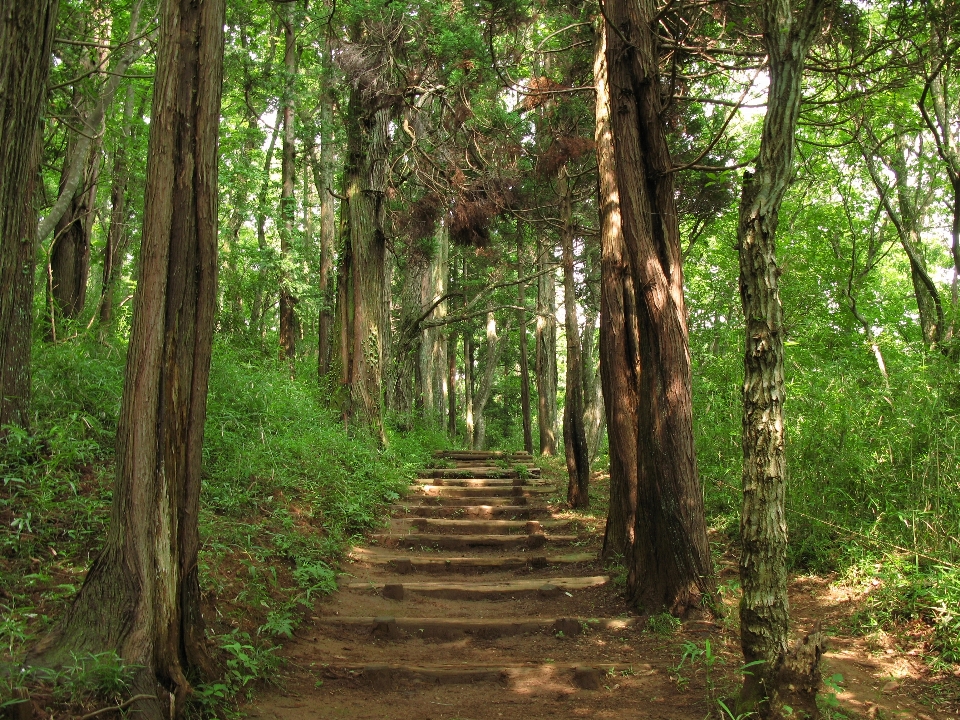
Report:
517,223,534,454
278,2,298,366
49,130,101,324
50,11,112,326
603,0,714,614
98,84,137,336
447,329,458,437
473,312,508,451
535,236,558,455
392,248,429,418
582,306,605,462
29,3,225,719
0,0,58,431
332,67,391,441
465,329,475,449
316,66,336,379
419,224,449,423
559,167,590,508
737,2,827,717
595,21,638,564
36,0,148,245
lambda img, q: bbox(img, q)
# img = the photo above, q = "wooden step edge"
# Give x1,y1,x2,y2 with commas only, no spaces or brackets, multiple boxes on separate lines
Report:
317,615,640,639
388,504,548,517
321,661,648,690
406,496,539,506
368,533,580,549
347,551,596,573
349,547,594,561
411,478,547,487
415,486,556,497
395,518,575,529
433,451,534,458
344,575,610,600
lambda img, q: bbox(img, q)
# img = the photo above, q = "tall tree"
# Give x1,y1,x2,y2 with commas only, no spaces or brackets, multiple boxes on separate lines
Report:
279,1,299,365
736,0,827,716
29,2,226,718
516,223,534,454
595,20,638,563
331,17,398,441
535,236,558,455
559,166,590,507
0,0,59,430
602,0,714,613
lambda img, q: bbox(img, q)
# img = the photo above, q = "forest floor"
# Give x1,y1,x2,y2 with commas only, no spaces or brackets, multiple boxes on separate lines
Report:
243,453,960,720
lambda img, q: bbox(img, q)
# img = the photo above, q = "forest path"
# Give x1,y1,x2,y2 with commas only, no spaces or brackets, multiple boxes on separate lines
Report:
244,453,960,720
244,450,706,720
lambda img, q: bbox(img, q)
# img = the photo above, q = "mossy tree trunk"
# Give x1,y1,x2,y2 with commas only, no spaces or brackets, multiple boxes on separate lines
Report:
333,44,392,441
737,1,827,716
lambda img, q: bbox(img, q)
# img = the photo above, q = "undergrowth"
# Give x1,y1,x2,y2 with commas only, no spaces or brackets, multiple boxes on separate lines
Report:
0,339,447,717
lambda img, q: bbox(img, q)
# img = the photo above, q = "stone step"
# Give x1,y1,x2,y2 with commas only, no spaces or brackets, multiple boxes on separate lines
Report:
345,575,610,601
389,503,548,518
416,467,541,479
348,548,595,573
414,485,554,498
322,661,644,691
396,518,576,534
411,477,546,488
317,615,640,640
370,532,578,550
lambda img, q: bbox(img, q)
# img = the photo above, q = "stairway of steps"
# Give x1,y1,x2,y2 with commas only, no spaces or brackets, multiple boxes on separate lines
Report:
248,450,696,720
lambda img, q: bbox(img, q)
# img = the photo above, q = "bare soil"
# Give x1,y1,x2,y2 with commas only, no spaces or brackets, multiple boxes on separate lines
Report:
244,456,960,720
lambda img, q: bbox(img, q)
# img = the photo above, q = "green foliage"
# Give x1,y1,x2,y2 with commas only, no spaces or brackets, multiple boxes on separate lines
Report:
192,631,281,711
2,339,444,715
646,612,682,637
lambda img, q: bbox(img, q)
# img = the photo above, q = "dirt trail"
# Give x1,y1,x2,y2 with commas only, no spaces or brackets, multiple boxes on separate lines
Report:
245,453,960,720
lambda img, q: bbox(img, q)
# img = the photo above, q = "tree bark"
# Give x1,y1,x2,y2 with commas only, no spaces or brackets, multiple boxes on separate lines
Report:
535,236,558,455
473,312,508,450
0,0,58,431
559,167,590,508
595,20,638,564
582,306,605,462
315,63,336,378
517,223,534,454
464,329,475,449
332,68,391,441
603,0,713,614
278,2,298,366
447,329,458,437
419,224,449,422
736,1,827,716
29,4,225,719
98,84,137,335
49,126,101,324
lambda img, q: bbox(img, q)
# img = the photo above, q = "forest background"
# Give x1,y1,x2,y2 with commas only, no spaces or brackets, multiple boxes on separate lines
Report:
0,0,959,717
